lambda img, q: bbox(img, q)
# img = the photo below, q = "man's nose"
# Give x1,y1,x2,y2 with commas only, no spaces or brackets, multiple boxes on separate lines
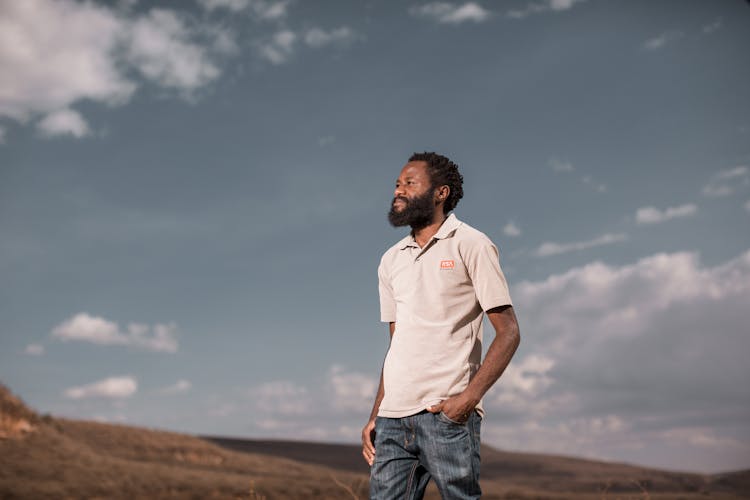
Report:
394,185,405,197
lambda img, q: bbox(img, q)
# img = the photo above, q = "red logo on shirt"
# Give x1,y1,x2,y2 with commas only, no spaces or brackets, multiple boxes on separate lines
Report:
440,260,455,270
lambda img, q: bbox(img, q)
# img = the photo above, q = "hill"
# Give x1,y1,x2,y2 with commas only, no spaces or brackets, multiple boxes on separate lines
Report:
2,382,749,499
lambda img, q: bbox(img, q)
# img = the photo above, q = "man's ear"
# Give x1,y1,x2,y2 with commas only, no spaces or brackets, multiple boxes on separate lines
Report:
435,185,450,202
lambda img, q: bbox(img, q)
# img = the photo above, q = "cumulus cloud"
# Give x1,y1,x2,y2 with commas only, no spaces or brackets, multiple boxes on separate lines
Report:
304,26,358,48
503,221,521,237
198,0,290,19
485,248,750,470
0,0,135,122
0,0,231,140
507,0,586,19
581,175,606,193
252,380,310,415
534,232,627,257
36,108,91,138
160,379,192,394
328,365,377,413
64,375,137,399
24,343,44,356
702,166,749,197
549,159,605,191
549,157,574,173
258,30,296,64
410,2,491,24
642,31,683,51
196,0,251,12
635,203,697,225
702,18,722,34
51,312,179,353
498,354,555,396
125,9,221,92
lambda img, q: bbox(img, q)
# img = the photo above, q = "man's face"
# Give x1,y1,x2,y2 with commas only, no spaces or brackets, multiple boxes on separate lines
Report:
388,161,436,229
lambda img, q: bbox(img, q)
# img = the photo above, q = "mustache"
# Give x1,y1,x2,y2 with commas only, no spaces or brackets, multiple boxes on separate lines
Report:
392,196,409,205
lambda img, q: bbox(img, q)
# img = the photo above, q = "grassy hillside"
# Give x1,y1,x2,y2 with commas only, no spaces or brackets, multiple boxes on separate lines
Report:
2,382,748,499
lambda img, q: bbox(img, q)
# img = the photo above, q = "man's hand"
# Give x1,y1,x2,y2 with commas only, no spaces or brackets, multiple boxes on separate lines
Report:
361,419,377,466
427,392,478,424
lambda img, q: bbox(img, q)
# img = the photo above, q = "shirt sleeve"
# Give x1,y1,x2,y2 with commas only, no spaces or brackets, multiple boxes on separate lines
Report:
462,236,513,312
378,255,396,323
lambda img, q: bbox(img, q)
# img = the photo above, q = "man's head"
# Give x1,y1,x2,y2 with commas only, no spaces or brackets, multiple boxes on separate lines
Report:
388,152,464,229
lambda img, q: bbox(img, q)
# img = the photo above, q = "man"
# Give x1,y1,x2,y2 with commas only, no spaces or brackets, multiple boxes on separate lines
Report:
362,152,521,499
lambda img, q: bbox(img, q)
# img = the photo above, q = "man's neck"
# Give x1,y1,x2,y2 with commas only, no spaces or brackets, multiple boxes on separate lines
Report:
412,212,448,248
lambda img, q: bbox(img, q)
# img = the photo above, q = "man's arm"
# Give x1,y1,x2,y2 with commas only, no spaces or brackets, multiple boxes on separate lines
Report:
428,305,520,421
361,322,395,466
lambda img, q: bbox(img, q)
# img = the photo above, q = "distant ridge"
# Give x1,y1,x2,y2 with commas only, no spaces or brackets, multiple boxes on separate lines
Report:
2,382,748,499
203,435,750,498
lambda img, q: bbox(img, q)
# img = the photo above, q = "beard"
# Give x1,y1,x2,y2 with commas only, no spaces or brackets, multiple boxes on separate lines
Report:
387,188,436,229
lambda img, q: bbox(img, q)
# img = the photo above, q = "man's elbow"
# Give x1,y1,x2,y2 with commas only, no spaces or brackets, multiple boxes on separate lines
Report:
508,321,520,349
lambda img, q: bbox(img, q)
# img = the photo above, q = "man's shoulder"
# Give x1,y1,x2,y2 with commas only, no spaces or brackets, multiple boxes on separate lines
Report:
454,219,496,247
379,234,411,264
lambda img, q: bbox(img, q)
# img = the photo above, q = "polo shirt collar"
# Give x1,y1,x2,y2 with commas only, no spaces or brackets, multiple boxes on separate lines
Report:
398,213,462,250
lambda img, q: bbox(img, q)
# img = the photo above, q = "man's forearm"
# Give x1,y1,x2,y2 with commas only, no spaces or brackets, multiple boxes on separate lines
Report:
463,306,520,405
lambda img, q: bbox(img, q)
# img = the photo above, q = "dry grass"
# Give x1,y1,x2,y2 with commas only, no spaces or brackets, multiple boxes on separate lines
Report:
2,382,748,499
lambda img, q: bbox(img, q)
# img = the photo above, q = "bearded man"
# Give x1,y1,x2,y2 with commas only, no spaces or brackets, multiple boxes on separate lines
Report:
362,152,521,499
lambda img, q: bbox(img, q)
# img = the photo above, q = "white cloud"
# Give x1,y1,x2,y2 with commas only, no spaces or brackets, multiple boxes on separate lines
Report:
702,18,722,34
635,203,697,225
196,0,289,19
534,232,626,257
252,380,310,415
196,0,250,12
51,312,179,353
36,108,91,138
661,427,746,450
259,30,296,64
24,343,44,356
702,166,749,197
0,0,231,140
0,0,135,123
304,27,357,49
549,157,574,173
328,365,377,413
160,379,192,394
490,249,750,469
126,9,221,92
64,375,137,399
549,159,605,191
507,0,585,19
410,2,491,24
503,221,521,237
498,354,555,396
717,165,749,180
642,31,682,51
252,0,290,20
702,184,732,197
581,175,606,193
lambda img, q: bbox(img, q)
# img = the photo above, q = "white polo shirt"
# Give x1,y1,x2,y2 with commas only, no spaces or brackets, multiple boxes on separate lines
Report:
377,213,513,418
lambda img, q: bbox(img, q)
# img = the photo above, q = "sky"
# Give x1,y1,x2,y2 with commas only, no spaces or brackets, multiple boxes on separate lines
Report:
1,0,749,475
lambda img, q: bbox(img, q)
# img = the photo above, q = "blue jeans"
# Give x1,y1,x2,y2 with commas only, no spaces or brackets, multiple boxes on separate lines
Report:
369,410,482,499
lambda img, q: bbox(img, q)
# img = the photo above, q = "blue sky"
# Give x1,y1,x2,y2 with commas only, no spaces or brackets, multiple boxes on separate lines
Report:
1,0,749,474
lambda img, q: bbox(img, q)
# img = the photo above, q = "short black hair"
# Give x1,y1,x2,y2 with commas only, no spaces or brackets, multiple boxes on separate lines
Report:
408,151,464,214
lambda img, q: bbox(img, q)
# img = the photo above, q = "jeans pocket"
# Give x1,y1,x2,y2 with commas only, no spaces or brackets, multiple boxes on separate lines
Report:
438,410,467,426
